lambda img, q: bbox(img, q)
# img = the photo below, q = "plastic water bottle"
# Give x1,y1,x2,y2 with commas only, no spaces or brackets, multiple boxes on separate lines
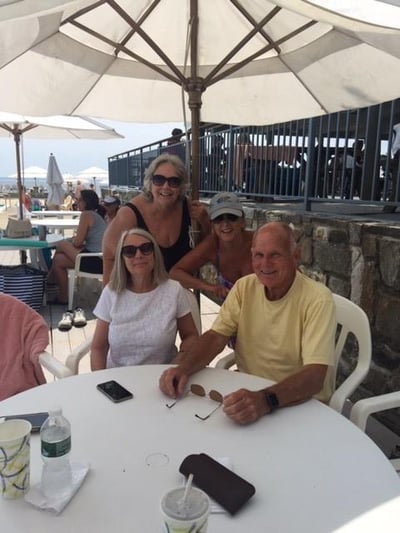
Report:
40,407,72,500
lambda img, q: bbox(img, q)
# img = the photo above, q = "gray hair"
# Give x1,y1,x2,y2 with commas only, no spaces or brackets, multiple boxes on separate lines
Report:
142,153,188,201
108,228,168,293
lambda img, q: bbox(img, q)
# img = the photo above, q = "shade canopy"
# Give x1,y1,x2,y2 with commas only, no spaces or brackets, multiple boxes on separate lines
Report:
0,112,123,218
1,0,400,198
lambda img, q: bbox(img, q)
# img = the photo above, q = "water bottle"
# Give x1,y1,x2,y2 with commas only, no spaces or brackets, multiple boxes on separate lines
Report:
40,407,72,500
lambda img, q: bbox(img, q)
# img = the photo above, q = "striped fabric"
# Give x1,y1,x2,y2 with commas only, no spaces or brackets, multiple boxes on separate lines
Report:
0,265,47,311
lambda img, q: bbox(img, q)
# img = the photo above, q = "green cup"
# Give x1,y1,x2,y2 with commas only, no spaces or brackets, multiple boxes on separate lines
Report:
0,419,31,499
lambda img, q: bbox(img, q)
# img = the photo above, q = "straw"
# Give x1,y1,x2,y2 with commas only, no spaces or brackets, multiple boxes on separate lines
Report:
179,473,194,517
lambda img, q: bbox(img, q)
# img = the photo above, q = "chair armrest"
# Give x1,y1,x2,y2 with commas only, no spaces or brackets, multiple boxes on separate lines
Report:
39,351,74,379
350,391,400,431
64,337,92,375
215,351,236,369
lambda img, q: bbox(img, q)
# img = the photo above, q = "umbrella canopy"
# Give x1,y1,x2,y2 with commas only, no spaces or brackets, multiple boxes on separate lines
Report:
8,166,47,179
46,153,65,208
1,0,400,198
77,166,108,180
0,112,123,218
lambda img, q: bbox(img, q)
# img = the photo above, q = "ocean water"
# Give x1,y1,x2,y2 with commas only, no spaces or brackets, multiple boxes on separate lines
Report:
0,177,48,190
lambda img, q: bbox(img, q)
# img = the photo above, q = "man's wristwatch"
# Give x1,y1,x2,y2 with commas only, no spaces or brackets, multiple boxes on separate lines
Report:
264,391,279,413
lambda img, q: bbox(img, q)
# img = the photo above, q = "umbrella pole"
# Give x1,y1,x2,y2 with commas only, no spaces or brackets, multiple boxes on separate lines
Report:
13,129,27,263
13,129,24,220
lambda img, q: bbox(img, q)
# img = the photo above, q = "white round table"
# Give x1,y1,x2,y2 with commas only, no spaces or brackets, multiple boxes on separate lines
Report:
0,366,399,532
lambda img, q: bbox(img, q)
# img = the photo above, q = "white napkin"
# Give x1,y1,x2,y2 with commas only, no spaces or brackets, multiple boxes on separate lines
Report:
24,461,90,515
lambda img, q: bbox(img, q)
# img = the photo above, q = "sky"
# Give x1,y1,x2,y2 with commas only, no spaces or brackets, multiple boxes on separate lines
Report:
0,120,184,177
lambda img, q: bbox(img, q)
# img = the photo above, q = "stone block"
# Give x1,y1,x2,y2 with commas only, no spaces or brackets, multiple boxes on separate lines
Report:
348,222,362,246
328,276,350,297
379,238,400,290
361,233,377,259
328,229,349,245
314,241,351,277
375,297,400,351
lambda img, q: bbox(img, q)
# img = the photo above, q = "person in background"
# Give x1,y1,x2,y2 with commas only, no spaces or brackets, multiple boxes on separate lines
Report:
91,228,199,370
233,133,253,192
160,222,336,425
102,153,210,284
72,180,85,210
48,189,106,305
102,195,121,224
170,192,253,302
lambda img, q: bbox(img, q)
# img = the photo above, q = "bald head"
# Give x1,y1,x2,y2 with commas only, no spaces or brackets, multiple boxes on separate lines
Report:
253,222,296,253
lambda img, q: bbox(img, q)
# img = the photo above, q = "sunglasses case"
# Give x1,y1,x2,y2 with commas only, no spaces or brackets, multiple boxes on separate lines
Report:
179,453,255,515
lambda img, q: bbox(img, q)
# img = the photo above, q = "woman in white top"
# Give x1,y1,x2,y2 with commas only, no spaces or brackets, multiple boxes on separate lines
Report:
91,228,199,370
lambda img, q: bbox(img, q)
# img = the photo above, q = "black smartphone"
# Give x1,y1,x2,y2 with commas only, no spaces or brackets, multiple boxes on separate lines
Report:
96,380,133,403
3,412,48,433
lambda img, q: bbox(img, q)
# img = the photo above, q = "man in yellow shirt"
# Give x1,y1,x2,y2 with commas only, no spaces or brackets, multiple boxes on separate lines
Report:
159,221,336,424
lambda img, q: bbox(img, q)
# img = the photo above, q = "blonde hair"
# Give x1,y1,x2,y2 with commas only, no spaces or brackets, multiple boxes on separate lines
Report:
108,228,168,292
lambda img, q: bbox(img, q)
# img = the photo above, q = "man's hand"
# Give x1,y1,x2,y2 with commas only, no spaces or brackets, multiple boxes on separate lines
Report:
159,366,189,398
223,388,269,425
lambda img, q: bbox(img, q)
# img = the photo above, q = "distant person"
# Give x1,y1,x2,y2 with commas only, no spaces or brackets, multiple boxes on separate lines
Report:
160,222,336,425
91,228,199,370
102,195,121,224
21,186,31,212
48,189,106,305
72,180,85,210
233,133,253,192
102,153,210,284
167,128,183,146
164,128,185,160
170,192,253,302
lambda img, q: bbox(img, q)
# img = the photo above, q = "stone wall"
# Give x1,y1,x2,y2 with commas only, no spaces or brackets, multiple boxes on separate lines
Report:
244,206,400,435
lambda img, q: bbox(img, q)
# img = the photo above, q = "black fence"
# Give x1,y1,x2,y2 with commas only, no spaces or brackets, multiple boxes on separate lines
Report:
108,98,400,209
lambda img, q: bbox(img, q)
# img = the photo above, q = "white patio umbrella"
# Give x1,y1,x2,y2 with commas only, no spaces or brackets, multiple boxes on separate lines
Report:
1,0,400,198
46,153,65,208
0,112,123,219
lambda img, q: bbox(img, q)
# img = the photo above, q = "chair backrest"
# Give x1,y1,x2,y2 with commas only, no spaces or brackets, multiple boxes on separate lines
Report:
185,289,202,334
0,293,49,400
68,252,103,309
329,293,372,413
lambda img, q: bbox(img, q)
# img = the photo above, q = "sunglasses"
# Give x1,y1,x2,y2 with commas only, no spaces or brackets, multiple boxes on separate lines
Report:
212,213,240,223
152,174,182,188
121,242,154,258
166,383,223,421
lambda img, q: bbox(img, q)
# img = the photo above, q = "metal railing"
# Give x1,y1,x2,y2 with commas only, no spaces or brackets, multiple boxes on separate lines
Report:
108,98,400,209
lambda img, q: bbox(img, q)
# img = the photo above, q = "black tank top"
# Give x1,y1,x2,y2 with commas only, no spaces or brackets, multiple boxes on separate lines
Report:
125,198,192,272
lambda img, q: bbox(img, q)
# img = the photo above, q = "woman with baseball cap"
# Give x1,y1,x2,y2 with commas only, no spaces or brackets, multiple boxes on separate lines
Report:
170,192,253,303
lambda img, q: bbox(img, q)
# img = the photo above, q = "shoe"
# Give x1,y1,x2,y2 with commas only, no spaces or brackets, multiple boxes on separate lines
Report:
73,307,87,328
58,311,74,332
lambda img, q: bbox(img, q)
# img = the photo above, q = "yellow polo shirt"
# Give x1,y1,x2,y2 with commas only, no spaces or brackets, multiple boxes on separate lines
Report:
211,272,336,402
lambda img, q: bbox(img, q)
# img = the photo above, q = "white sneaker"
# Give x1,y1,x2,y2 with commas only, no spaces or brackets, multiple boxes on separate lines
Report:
58,311,74,332
73,307,87,328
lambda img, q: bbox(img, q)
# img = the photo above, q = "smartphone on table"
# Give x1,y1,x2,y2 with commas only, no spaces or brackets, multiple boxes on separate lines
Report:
2,412,49,433
96,380,133,403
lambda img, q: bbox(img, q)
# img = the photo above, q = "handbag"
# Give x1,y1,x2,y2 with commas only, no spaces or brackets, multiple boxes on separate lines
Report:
5,217,32,238
0,265,47,311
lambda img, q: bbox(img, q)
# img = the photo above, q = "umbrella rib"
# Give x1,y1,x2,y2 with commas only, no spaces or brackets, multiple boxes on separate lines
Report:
115,0,161,52
229,0,281,54
208,20,317,87
107,0,186,84
203,5,282,86
68,19,182,85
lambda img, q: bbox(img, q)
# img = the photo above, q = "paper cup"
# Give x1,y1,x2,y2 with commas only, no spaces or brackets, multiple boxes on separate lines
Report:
0,419,31,499
161,486,210,533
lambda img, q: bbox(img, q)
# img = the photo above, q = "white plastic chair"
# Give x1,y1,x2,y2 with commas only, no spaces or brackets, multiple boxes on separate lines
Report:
67,251,103,310
40,289,202,377
350,393,400,471
216,293,372,414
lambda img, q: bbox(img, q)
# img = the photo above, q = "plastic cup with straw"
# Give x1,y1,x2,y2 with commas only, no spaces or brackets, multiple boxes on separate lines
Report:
161,473,210,532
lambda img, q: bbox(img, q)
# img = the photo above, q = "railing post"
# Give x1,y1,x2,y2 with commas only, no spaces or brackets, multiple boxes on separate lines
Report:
303,118,316,211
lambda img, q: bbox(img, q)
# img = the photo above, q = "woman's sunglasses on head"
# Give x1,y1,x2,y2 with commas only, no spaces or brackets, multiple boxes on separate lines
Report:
121,242,154,258
152,174,182,188
213,213,240,224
